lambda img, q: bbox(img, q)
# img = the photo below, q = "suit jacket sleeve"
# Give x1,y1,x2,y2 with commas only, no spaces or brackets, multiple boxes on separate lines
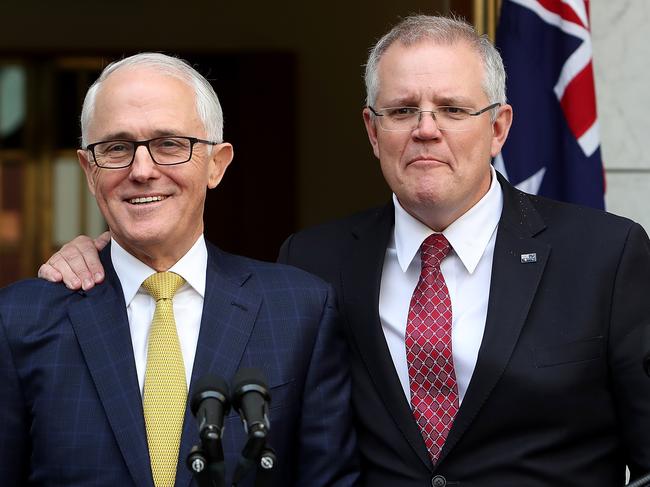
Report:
0,310,30,485
609,222,650,478
294,284,359,486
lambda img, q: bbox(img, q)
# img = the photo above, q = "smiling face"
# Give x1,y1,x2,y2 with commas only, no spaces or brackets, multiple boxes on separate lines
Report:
363,39,512,231
78,66,233,270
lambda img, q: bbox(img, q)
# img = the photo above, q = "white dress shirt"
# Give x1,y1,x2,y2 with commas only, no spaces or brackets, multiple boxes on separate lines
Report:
379,166,503,404
111,236,207,395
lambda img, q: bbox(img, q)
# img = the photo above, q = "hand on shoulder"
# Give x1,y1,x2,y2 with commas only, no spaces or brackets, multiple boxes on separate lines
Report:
37,232,110,290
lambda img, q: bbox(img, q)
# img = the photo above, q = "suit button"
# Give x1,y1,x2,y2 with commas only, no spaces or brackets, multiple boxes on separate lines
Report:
431,475,446,487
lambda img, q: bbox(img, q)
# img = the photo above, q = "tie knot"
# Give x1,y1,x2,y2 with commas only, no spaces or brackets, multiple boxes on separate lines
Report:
420,233,451,269
142,272,185,301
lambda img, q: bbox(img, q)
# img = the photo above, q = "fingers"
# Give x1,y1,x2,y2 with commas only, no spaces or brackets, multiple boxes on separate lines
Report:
64,236,105,290
37,262,63,283
39,235,106,291
38,251,82,290
94,231,111,251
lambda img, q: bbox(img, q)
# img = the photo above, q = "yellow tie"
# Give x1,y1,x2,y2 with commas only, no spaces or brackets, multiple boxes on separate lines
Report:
141,271,187,487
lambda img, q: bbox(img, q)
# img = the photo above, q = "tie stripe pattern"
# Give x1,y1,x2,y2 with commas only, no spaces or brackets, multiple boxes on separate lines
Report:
405,233,459,464
141,271,187,487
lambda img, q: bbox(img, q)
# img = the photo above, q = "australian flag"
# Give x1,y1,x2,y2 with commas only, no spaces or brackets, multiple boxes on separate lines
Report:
495,0,605,209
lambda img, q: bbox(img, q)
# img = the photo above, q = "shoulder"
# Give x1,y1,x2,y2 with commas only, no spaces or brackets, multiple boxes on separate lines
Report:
290,205,390,243
527,192,644,242
276,204,392,284
0,278,83,334
0,277,80,305
503,189,650,278
499,175,645,246
206,246,340,327
248,256,332,291
207,242,332,292
279,204,391,260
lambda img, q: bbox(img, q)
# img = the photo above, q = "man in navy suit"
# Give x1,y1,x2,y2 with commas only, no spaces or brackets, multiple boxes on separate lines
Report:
0,53,358,487
37,15,650,487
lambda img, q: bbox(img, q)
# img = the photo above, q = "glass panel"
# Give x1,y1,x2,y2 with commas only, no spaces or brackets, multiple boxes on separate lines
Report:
85,180,106,237
53,157,81,246
0,65,26,149
0,161,23,244
0,251,21,287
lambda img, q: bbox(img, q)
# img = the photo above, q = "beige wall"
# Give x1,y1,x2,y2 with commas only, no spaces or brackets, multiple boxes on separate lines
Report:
592,0,650,231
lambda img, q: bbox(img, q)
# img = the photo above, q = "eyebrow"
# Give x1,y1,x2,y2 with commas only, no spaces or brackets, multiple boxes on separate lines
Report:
435,96,474,107
379,97,419,107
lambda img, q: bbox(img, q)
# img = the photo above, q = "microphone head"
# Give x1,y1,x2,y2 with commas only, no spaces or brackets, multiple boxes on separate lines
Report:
231,368,270,411
190,374,230,416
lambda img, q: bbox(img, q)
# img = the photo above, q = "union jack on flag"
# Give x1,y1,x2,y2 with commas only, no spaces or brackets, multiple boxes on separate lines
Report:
495,0,605,209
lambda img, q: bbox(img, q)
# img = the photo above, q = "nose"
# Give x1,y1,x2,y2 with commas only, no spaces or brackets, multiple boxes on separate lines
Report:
128,145,160,182
413,110,442,140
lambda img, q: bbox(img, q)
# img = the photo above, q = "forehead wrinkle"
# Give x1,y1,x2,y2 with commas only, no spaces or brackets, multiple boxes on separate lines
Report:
376,40,488,108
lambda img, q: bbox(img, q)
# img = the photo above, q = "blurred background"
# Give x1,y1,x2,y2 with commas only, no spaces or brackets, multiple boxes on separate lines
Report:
0,0,647,285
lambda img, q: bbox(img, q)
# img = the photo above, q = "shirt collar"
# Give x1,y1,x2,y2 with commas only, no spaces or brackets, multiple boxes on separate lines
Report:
111,234,208,306
393,165,503,274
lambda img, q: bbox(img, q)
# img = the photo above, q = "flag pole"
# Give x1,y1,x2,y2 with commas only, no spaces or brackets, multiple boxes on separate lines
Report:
473,0,502,40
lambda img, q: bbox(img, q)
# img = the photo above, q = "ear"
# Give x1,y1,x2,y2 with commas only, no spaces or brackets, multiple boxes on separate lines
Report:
362,107,381,159
78,149,97,196
490,103,513,158
207,143,234,189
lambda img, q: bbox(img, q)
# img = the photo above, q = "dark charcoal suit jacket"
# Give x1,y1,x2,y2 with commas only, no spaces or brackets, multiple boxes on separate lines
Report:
278,173,650,487
0,241,359,486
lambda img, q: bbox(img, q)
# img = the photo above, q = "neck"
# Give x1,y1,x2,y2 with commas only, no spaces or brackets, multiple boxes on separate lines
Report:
113,234,200,271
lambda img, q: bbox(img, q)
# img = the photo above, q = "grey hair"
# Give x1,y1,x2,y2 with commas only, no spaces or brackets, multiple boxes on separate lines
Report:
80,52,223,147
364,15,506,120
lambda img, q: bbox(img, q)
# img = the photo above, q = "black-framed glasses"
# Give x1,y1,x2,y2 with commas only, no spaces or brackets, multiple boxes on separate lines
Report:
85,136,218,169
368,103,501,132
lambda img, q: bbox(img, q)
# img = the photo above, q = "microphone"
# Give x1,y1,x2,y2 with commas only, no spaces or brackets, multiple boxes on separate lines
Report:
231,368,272,485
188,375,230,487
191,375,231,448
231,368,271,439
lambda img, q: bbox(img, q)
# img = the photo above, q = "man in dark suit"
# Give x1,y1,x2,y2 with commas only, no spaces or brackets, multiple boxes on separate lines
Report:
0,53,358,487
37,16,650,487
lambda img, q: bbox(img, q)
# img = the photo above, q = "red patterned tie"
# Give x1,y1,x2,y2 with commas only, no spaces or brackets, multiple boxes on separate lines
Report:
405,233,459,464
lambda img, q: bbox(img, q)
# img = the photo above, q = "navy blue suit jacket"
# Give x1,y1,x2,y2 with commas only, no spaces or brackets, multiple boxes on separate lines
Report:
0,241,358,486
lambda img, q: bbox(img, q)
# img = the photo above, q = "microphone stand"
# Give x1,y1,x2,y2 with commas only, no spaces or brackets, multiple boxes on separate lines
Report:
186,425,227,487
231,434,276,487
253,447,276,487
187,445,219,487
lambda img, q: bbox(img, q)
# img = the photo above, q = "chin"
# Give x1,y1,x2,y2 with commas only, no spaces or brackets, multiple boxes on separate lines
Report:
118,229,168,249
410,183,449,205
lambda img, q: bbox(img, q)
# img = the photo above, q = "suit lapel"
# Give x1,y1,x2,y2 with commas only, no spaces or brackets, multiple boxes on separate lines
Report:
68,247,153,487
439,174,550,464
176,243,261,487
342,204,433,470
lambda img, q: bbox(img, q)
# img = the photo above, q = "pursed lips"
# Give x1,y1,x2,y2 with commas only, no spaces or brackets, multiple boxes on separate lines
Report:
406,156,447,166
